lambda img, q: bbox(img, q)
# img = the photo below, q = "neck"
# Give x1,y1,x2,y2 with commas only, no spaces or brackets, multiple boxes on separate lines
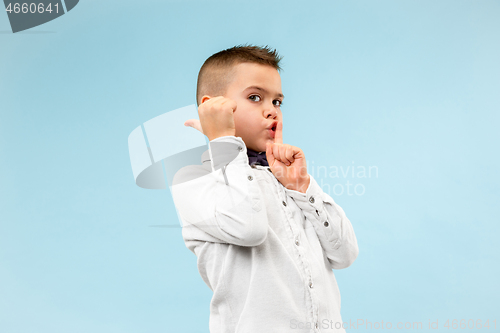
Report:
248,147,264,153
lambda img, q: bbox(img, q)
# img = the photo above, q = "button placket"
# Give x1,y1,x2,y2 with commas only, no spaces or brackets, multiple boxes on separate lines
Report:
282,191,316,318
309,196,322,220
272,172,318,321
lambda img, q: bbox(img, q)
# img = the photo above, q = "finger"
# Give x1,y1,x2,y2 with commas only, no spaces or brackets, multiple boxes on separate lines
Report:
184,119,204,134
285,145,295,164
226,99,237,112
220,98,237,113
184,119,196,127
274,120,283,144
266,142,275,165
279,145,291,166
272,143,282,164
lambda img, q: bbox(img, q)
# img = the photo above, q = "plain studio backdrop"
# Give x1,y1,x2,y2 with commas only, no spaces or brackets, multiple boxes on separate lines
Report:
0,0,498,332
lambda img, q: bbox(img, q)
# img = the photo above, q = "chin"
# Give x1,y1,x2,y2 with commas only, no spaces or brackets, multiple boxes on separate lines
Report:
257,141,270,153
250,138,272,153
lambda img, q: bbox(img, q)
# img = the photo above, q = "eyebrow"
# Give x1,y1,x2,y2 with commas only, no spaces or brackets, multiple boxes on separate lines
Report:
244,86,284,99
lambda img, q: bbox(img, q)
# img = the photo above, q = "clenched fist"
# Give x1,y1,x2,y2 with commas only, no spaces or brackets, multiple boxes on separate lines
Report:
184,96,237,141
266,121,310,193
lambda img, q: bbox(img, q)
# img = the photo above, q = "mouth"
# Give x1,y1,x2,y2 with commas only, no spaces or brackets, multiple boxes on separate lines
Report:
267,121,278,138
268,120,278,132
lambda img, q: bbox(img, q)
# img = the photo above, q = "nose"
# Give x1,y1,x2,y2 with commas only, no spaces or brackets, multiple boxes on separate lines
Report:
265,108,278,119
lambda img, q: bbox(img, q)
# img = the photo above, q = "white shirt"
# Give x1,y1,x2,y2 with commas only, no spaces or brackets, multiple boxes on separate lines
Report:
171,135,359,333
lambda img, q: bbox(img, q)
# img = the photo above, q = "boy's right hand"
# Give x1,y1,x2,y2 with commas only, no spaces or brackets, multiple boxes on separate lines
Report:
184,96,237,141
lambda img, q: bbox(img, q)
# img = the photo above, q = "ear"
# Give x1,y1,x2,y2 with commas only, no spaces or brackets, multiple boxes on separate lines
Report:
200,95,211,104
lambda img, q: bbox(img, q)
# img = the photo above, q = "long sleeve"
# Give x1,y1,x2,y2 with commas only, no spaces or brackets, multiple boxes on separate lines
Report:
171,135,269,247
284,175,359,269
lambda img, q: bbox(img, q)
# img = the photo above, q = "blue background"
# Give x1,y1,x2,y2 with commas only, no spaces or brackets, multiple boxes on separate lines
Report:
1,0,498,332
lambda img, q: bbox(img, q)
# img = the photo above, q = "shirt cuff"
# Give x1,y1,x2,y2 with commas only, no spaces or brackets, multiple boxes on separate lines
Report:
284,175,324,215
285,175,344,249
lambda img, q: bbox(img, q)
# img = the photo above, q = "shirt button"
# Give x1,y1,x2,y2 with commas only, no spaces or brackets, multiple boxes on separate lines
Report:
238,146,243,152
248,175,253,181
309,196,315,203
324,221,329,227
282,201,287,206
309,281,313,288
250,164,256,169
295,239,299,246
315,323,319,329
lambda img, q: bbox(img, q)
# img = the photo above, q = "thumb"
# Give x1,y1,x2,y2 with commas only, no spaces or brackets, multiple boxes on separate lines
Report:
184,119,204,134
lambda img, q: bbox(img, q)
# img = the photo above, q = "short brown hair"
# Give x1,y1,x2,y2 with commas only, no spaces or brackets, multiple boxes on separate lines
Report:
196,44,283,106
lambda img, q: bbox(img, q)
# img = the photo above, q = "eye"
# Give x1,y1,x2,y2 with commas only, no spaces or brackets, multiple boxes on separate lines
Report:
273,99,283,107
249,95,261,102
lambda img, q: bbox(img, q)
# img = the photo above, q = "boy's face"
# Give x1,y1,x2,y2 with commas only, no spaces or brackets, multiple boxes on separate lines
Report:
224,62,283,152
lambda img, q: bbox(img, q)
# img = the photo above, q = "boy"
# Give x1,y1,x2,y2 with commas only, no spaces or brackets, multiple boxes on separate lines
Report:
172,45,358,333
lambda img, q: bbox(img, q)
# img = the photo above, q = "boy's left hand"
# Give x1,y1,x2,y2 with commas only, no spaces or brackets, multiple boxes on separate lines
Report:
266,121,310,193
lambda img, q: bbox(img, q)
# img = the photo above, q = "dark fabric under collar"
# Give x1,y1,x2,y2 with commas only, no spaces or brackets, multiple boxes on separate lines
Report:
246,148,269,167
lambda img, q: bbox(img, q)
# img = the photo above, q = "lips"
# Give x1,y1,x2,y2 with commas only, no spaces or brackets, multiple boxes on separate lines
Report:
268,120,278,131
268,121,278,138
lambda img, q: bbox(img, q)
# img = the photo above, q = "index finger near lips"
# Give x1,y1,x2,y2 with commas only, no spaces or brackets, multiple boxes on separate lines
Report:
274,120,283,144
